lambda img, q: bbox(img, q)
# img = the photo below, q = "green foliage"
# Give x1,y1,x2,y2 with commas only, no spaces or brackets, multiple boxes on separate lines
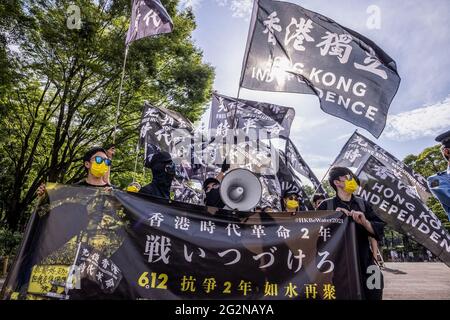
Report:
0,228,22,257
403,145,449,226
0,0,214,231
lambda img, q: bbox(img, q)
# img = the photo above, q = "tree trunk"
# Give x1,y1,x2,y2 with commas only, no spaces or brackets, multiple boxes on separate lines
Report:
2,255,8,276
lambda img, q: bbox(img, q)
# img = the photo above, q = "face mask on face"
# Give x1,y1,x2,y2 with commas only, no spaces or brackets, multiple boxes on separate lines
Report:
152,162,175,187
205,188,225,208
90,162,109,178
344,178,359,194
286,199,299,210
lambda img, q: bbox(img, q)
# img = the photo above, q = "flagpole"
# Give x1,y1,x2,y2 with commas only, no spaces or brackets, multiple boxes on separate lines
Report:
309,129,358,201
112,45,130,145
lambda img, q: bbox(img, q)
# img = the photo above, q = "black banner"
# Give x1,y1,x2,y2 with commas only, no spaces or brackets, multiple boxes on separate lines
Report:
210,92,295,139
240,0,400,137
334,131,431,203
1,184,362,300
125,0,173,45
356,156,450,266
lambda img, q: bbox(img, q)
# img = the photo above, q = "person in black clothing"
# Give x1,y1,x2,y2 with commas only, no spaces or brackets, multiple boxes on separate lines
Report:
317,166,385,300
140,151,176,199
202,161,231,208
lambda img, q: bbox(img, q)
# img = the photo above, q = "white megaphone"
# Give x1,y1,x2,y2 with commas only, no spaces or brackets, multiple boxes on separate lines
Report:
219,168,262,211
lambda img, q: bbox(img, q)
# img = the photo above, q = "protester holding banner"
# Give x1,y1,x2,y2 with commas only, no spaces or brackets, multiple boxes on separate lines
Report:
427,129,450,220
317,166,385,300
36,147,114,197
140,151,176,199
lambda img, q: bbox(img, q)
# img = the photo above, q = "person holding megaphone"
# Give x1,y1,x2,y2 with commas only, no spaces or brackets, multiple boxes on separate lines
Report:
202,161,231,209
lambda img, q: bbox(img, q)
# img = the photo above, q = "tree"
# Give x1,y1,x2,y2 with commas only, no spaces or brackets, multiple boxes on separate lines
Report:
404,145,449,229
0,0,214,231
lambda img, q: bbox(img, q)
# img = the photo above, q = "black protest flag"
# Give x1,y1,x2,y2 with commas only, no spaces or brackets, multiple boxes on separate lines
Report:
125,0,174,45
333,131,431,203
139,102,204,203
210,92,295,138
356,156,450,266
277,148,311,209
140,102,194,164
284,137,327,196
240,0,400,138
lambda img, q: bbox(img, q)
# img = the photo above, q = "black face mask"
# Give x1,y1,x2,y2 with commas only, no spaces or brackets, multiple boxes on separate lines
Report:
152,161,175,187
205,188,225,208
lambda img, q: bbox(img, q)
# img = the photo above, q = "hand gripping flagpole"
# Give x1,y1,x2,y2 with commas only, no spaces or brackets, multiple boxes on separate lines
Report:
112,45,130,145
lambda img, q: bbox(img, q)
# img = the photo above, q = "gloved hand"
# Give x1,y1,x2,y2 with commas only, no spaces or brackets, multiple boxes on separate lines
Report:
221,159,231,173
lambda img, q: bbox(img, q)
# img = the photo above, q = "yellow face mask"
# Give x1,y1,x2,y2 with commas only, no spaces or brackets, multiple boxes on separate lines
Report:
344,178,359,194
286,200,299,210
90,162,109,178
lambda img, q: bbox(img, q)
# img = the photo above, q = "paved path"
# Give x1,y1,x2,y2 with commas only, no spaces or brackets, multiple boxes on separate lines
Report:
383,262,450,300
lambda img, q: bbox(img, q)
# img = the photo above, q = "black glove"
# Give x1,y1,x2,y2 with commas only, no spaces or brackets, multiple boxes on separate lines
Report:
221,159,231,173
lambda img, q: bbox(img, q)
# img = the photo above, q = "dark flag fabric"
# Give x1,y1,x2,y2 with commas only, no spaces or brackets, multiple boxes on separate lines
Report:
333,131,431,203
240,0,400,138
210,92,295,139
356,156,450,266
1,184,363,300
139,102,203,203
125,0,174,45
277,149,311,208
284,137,327,196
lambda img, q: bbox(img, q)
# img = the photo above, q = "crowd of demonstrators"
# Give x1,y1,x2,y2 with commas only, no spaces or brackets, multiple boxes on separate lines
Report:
34,146,391,301
316,166,385,300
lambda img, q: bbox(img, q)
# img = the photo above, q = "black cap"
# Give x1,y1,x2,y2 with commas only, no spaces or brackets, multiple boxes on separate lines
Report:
283,189,299,198
146,151,173,169
83,147,107,163
435,129,450,148
203,177,220,191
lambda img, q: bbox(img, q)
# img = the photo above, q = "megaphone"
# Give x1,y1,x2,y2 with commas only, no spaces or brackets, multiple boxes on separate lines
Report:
220,168,262,211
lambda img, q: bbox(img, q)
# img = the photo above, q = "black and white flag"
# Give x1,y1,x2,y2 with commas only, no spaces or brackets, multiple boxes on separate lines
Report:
210,92,295,139
125,0,173,45
333,131,431,203
140,102,193,165
240,0,400,138
284,137,326,196
357,156,450,266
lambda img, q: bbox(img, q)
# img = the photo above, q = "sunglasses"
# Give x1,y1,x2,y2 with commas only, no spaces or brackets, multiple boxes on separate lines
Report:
286,195,298,201
92,156,112,166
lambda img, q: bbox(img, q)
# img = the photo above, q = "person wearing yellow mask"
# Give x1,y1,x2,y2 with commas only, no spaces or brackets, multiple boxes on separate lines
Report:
36,147,114,198
76,147,113,188
316,166,385,300
281,190,307,213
